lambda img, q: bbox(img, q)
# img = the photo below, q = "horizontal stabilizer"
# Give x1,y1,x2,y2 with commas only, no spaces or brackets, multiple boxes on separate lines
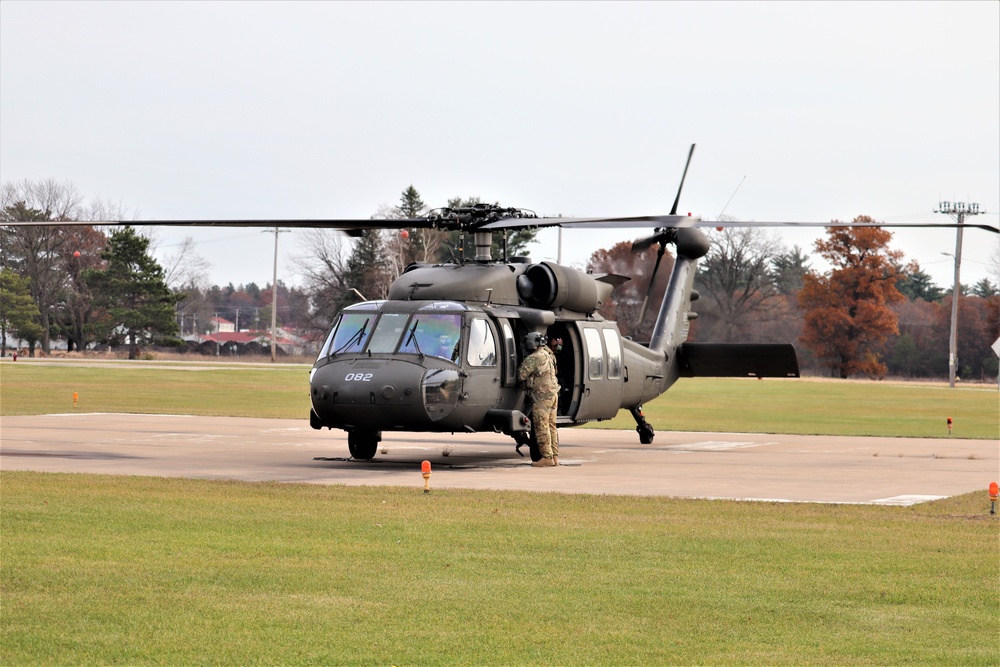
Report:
678,343,800,378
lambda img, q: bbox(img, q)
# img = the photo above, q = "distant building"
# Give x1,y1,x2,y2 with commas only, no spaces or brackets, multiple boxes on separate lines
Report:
210,317,235,333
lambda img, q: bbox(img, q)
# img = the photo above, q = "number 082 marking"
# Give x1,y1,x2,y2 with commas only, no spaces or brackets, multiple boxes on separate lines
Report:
344,372,374,382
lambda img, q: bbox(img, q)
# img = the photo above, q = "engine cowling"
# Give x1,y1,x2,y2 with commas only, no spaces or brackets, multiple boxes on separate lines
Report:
515,261,614,314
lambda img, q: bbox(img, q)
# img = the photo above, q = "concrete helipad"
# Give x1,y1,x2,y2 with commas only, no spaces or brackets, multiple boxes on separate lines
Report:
1,413,996,505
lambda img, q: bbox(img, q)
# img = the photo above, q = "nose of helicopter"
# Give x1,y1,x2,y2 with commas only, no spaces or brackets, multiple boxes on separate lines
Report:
310,359,460,429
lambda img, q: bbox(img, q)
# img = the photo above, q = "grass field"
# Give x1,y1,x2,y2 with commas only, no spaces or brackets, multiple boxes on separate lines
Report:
1,360,997,438
2,472,997,666
2,361,998,665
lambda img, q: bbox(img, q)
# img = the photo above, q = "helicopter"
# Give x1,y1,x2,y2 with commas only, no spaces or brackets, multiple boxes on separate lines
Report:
6,145,997,461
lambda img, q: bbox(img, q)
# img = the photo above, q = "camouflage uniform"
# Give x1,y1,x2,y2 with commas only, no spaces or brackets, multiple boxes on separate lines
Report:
517,344,559,459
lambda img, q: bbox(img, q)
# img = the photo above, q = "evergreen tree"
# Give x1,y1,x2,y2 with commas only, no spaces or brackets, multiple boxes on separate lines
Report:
770,245,811,296
970,278,998,298
0,268,42,354
396,185,426,218
896,262,944,302
343,229,387,303
85,227,182,359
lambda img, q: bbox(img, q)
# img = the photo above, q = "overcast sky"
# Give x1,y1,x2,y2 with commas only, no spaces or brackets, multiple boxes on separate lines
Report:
2,1,998,291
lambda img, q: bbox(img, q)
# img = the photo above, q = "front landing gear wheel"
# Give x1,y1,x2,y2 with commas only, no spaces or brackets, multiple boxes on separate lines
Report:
348,429,381,460
513,430,541,462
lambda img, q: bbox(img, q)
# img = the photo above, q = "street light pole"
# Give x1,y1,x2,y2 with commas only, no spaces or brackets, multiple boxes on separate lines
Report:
935,202,981,387
265,228,288,363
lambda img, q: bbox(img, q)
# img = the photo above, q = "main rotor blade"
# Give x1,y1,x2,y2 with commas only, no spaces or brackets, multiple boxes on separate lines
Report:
703,220,1000,234
6,216,995,234
0,218,435,232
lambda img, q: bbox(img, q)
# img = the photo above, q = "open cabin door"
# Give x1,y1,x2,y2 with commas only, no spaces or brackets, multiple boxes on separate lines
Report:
567,322,625,422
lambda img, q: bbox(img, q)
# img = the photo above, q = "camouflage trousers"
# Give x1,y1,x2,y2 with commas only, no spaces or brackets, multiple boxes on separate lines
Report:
529,391,559,459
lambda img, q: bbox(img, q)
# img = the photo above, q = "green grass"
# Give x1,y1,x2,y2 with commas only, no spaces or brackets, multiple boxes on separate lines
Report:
2,362,997,438
0,363,311,419
599,377,1000,439
2,471,997,666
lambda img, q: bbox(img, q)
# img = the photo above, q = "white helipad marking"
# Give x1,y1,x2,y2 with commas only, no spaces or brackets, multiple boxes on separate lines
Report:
705,495,947,506
870,495,947,506
668,441,770,451
46,413,195,418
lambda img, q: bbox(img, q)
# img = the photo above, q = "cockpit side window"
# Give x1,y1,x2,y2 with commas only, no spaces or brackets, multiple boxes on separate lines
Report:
467,317,497,367
602,328,623,379
399,312,462,363
584,327,605,380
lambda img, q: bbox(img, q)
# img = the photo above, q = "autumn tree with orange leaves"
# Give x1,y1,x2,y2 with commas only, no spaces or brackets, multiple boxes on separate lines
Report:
798,218,905,379
587,241,674,341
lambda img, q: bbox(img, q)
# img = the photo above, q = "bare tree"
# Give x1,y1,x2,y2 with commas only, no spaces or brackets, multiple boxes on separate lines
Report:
161,236,211,291
292,228,351,332
694,225,786,342
1,180,86,353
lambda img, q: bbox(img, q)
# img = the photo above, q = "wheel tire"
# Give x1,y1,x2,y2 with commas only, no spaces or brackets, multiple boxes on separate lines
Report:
348,430,380,460
527,431,542,462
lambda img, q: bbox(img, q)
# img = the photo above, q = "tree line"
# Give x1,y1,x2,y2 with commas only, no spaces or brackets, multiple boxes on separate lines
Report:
587,219,1000,381
2,178,997,380
0,181,537,359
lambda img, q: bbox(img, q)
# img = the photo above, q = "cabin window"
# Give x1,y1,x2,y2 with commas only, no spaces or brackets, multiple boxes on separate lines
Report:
326,312,374,356
584,327,604,380
602,329,623,379
398,312,462,362
367,313,408,353
467,318,497,367
500,320,517,384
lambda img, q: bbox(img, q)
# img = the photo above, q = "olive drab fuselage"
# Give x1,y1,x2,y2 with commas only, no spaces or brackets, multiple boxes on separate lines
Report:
307,259,682,446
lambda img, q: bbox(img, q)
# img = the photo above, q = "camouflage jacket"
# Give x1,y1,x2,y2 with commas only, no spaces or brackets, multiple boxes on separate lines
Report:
518,345,558,398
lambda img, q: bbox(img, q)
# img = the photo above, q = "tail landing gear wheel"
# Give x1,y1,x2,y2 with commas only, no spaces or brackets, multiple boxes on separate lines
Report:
631,406,655,445
348,430,381,460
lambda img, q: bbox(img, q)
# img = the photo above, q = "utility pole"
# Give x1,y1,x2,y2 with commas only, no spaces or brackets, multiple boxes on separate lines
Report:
265,228,289,363
934,201,982,388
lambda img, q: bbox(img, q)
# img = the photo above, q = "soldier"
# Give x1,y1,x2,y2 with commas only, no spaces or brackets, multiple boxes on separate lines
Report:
518,332,563,467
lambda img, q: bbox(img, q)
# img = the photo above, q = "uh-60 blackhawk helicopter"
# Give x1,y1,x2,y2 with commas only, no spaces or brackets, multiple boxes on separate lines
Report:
8,145,997,461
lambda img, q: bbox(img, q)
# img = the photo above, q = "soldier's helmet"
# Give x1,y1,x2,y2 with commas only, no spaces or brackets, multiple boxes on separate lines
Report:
525,332,547,351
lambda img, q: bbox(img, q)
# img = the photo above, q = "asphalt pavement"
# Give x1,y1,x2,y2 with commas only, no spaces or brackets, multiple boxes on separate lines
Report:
2,413,996,505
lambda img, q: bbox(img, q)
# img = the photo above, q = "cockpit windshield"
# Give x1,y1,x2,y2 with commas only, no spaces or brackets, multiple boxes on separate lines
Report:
318,308,465,363
398,312,462,363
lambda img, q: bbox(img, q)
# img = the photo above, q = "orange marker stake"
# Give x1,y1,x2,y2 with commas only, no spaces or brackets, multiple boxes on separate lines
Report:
946,417,953,435
989,482,998,516
73,392,78,409
421,460,432,494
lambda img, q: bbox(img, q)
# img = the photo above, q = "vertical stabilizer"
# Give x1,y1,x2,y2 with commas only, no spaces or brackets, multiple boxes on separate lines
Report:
647,228,709,355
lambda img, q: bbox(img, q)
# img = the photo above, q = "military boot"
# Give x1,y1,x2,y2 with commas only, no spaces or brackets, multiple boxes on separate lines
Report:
531,457,555,467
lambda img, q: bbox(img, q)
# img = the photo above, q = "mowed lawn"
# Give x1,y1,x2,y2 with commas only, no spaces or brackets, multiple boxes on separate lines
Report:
1,472,997,666
1,361,997,438
2,361,998,665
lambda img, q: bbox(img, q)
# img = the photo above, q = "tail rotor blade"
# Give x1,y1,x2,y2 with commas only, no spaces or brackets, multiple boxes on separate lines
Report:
669,143,696,216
